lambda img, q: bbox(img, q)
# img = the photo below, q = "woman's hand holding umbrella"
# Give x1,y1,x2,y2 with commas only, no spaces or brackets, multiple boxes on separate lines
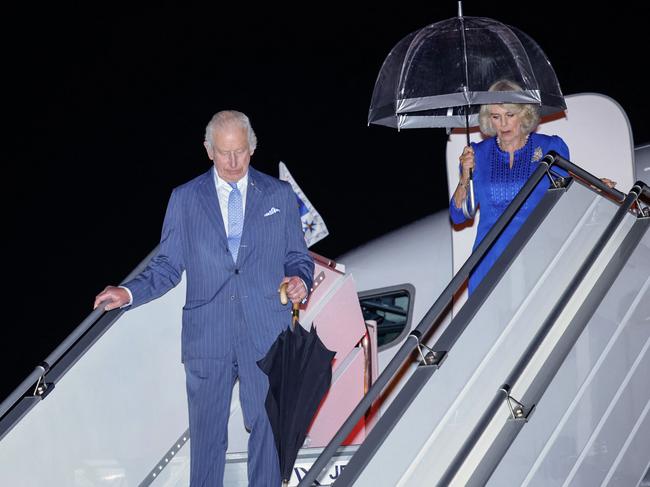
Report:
453,146,476,209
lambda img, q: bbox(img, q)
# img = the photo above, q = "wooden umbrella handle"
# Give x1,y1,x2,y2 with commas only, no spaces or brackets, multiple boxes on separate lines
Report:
279,282,289,305
279,282,300,328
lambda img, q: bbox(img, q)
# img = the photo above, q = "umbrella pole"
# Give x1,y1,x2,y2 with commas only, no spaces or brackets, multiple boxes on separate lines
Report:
465,110,472,177
465,110,477,216
291,302,300,330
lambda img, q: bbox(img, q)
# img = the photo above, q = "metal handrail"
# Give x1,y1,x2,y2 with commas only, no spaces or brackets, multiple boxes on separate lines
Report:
298,152,636,486
0,247,159,420
439,184,643,485
298,156,564,486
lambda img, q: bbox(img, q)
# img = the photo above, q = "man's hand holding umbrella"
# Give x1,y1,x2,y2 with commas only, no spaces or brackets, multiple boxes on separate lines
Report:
279,276,308,304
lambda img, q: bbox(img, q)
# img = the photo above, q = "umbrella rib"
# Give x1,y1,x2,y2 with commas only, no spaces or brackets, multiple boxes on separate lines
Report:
458,14,470,105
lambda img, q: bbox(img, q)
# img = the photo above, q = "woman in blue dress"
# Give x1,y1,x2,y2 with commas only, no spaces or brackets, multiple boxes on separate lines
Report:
450,80,616,294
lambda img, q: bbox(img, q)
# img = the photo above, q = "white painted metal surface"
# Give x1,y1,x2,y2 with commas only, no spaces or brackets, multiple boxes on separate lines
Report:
452,204,641,486
488,224,650,487
338,210,453,372
0,279,188,486
351,180,646,486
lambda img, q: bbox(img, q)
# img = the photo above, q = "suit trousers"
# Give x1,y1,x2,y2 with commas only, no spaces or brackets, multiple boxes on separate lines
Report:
184,316,281,487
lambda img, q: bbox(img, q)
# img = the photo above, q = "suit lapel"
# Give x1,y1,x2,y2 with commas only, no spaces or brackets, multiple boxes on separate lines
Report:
245,167,265,224
196,169,228,244
238,167,266,265
194,166,268,264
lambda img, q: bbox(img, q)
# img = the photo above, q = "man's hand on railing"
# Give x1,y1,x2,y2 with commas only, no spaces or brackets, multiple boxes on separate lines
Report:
600,177,617,189
93,285,130,311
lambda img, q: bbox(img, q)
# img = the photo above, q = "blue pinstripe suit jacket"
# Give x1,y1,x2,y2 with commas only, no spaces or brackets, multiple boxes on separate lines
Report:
124,166,314,360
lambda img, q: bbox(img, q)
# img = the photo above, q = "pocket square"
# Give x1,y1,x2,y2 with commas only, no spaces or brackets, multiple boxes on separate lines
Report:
264,207,280,217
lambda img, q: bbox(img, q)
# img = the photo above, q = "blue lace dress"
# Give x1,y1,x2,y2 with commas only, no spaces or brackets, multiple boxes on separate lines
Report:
449,132,570,294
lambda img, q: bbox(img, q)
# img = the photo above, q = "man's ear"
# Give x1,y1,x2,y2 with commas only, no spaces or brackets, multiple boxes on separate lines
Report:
203,140,213,159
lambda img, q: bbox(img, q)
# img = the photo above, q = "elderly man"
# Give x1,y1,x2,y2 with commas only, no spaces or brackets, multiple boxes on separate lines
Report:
95,110,313,486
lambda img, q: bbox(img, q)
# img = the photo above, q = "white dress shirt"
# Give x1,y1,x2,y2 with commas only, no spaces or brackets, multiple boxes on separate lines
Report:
214,168,248,235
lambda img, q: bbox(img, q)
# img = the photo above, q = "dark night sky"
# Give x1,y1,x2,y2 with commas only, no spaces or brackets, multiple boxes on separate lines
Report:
3,4,648,400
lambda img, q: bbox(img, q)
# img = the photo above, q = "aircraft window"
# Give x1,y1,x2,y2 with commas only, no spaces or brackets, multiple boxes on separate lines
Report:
359,285,414,349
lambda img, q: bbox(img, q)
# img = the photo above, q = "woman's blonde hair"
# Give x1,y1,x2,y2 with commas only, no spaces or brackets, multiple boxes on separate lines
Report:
478,80,540,136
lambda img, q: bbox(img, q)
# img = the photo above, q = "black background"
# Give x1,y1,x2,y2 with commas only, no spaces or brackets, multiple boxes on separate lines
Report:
3,4,649,400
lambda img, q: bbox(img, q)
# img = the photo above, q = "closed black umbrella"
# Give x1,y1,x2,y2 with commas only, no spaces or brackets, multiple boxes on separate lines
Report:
257,284,336,486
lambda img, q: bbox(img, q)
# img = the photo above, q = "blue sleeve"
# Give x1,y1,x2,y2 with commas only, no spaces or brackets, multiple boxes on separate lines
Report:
449,142,479,224
549,135,570,177
450,194,466,224
123,189,186,308
282,182,315,291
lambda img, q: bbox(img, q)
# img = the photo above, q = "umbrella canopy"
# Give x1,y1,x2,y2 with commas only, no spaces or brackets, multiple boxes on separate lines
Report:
368,15,566,130
257,290,336,485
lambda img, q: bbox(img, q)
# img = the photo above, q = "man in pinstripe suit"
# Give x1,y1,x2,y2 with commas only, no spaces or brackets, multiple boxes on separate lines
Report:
95,110,314,486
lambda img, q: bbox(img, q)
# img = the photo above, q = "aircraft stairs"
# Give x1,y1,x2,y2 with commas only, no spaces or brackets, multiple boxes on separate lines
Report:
300,153,650,487
1,153,649,487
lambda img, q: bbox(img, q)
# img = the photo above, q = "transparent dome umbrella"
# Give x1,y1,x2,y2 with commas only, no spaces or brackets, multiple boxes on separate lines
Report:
368,14,566,131
367,5,566,215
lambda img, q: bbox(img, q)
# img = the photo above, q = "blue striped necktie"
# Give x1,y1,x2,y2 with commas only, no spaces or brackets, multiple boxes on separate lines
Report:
227,182,243,262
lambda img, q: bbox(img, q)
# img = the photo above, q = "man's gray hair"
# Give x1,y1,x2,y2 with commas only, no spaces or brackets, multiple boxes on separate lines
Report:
204,110,258,151
478,80,541,136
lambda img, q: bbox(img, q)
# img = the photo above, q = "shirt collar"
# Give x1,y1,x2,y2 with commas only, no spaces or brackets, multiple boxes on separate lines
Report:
213,167,248,191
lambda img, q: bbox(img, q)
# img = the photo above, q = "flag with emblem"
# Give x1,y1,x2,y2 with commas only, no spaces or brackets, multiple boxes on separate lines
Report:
279,161,329,248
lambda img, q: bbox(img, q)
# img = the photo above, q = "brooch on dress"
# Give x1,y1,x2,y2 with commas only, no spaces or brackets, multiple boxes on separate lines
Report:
532,146,544,162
